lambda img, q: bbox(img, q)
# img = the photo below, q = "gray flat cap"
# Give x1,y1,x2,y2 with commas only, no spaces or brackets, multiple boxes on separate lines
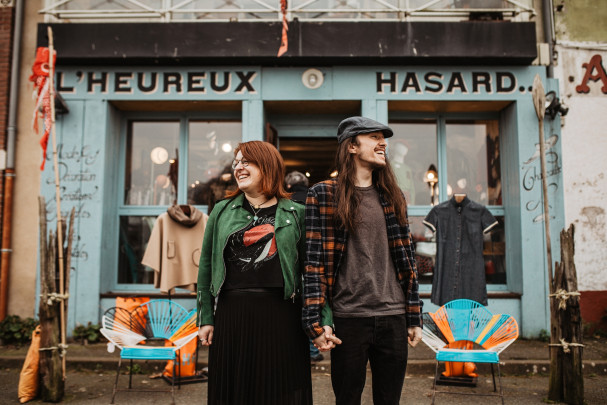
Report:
337,116,394,144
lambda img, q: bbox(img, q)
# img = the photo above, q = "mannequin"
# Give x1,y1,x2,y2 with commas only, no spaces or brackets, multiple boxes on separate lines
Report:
454,193,466,204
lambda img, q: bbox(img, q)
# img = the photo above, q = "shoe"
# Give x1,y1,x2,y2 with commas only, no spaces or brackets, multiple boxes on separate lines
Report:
310,353,324,363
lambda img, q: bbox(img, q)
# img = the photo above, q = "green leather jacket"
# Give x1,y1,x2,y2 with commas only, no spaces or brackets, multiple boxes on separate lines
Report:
196,193,306,326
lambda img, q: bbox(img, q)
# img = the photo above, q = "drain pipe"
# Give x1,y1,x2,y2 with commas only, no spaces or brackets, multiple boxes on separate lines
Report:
542,0,555,78
0,0,24,320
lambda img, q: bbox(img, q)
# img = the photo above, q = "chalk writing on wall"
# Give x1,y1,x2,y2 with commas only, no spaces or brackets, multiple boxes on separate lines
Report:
44,143,101,265
521,135,561,223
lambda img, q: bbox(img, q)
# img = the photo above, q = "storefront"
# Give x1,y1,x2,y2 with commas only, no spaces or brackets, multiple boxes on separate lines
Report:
39,64,563,338
26,19,562,338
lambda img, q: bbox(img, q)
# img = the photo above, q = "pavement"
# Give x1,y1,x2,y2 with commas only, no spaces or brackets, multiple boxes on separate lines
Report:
1,336,606,404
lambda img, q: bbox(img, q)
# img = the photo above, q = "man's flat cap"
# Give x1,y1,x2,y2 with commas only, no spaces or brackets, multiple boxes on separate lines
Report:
337,116,394,144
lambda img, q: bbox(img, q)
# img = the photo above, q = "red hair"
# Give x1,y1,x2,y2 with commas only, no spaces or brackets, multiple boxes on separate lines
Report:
225,141,291,200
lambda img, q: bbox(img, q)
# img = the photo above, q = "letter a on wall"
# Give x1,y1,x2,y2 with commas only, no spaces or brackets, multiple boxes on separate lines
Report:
576,54,607,94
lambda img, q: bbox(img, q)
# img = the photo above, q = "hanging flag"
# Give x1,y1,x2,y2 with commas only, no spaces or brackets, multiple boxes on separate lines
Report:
29,47,56,171
277,0,289,57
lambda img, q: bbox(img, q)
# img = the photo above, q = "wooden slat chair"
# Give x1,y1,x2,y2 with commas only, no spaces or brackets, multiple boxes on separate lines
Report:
421,299,519,405
100,299,198,404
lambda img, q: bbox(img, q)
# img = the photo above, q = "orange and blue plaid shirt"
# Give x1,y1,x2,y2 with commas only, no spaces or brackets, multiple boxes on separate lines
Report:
303,179,423,338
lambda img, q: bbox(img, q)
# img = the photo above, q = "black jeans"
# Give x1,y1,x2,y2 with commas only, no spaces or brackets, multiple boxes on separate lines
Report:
331,314,408,405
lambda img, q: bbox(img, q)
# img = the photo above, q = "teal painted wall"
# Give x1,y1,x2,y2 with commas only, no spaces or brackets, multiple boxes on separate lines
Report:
40,99,109,332
44,66,563,337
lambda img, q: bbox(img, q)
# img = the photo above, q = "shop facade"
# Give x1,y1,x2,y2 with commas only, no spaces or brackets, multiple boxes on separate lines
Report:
40,63,563,338
5,1,564,339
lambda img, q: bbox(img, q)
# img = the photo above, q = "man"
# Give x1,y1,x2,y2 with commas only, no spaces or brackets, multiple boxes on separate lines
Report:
285,170,309,204
303,116,423,405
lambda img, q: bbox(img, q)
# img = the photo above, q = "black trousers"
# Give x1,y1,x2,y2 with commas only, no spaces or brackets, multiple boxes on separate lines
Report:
331,314,409,405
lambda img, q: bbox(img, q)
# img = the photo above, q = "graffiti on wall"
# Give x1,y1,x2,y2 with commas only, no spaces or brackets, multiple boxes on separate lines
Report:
576,54,607,94
522,134,561,223
44,143,101,269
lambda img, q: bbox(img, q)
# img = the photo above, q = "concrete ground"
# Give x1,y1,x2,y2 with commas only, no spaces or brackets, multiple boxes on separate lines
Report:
1,366,607,404
1,335,605,404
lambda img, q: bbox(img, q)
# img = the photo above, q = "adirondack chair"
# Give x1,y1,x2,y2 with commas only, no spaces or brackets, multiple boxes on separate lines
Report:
421,299,519,405
100,299,198,404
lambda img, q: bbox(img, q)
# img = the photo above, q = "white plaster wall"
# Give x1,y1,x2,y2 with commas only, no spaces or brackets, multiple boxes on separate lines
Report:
554,46,607,291
8,0,45,317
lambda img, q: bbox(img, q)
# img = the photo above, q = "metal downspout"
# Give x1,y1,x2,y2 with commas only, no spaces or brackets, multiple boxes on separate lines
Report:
0,0,24,320
542,0,555,78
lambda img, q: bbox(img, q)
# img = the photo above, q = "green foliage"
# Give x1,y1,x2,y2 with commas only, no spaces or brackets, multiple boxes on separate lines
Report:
0,315,38,346
72,322,101,344
538,329,550,342
127,364,143,375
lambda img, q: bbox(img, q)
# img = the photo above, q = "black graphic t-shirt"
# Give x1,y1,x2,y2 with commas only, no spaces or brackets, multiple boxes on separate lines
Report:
223,203,284,290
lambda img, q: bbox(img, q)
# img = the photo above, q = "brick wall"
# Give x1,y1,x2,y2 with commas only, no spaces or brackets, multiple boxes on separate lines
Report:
0,6,15,150
0,5,14,253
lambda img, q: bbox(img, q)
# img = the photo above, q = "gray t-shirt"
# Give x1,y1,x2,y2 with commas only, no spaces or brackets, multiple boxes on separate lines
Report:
333,186,406,317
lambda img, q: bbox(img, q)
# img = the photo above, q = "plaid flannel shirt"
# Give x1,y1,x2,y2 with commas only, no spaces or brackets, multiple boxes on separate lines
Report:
302,179,423,339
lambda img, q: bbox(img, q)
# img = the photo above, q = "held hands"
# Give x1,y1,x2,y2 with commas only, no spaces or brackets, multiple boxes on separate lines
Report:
313,325,342,352
198,325,214,346
407,326,422,347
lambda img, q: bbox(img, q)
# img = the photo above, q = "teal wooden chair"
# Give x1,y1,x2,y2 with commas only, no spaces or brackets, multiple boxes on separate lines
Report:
100,299,198,404
421,299,519,405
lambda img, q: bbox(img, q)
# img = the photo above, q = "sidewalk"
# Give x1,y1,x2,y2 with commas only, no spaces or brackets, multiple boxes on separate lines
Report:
1,335,606,376
1,337,606,404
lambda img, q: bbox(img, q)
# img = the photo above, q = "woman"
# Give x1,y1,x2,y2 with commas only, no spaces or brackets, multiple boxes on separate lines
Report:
197,141,312,405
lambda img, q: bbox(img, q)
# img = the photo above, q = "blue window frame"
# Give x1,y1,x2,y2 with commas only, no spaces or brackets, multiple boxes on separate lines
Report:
389,113,506,288
114,112,242,290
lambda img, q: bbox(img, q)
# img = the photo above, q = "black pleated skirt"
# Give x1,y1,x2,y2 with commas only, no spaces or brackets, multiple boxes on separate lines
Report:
208,289,313,405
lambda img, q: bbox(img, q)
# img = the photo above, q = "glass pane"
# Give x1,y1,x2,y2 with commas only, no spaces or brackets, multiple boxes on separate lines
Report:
445,120,501,205
409,216,436,285
118,216,156,285
187,121,242,209
389,121,438,206
484,215,506,284
124,121,179,206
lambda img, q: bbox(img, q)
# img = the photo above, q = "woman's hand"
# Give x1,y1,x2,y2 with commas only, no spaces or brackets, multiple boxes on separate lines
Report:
312,325,342,352
198,325,214,346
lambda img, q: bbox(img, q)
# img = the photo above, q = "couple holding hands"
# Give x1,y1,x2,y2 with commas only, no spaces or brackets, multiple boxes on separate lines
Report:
197,116,423,405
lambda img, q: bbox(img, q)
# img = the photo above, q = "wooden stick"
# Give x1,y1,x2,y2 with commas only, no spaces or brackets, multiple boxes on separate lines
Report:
47,26,66,380
64,208,75,328
532,75,562,402
531,75,553,290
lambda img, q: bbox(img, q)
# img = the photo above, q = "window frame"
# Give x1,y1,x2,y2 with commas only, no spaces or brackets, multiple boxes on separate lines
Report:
113,111,242,292
389,111,508,291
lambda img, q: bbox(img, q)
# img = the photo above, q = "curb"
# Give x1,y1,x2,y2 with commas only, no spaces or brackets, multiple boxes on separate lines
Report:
3,355,607,376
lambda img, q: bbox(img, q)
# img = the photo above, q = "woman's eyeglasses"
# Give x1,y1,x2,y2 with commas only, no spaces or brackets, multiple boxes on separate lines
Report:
231,159,250,170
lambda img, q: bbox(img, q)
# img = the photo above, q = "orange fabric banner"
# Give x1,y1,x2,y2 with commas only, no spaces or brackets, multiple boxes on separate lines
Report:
277,0,289,57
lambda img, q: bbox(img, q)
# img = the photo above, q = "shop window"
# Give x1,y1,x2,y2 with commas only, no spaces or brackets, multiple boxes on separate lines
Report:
187,121,241,210
124,122,179,206
446,120,501,206
389,121,438,206
390,117,505,285
118,117,241,287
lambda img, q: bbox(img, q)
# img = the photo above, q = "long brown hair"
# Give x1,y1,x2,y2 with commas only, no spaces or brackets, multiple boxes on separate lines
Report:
334,137,408,231
225,141,291,200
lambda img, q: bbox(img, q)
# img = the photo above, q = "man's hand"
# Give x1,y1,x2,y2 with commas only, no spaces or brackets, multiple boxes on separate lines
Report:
312,325,342,352
198,325,214,346
407,326,422,347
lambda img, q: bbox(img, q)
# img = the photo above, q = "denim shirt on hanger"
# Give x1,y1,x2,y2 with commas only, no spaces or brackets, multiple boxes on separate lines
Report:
423,196,498,306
